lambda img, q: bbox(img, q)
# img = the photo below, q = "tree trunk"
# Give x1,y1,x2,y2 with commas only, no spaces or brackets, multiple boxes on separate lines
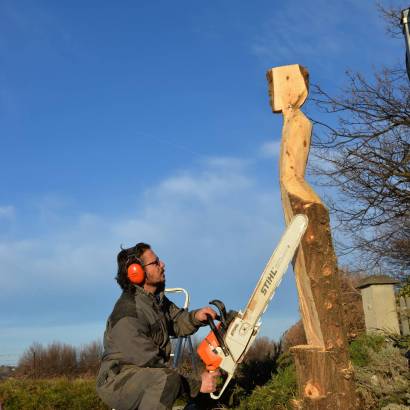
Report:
266,64,358,409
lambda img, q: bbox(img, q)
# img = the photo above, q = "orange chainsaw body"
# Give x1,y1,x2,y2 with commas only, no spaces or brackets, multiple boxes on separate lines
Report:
197,327,222,371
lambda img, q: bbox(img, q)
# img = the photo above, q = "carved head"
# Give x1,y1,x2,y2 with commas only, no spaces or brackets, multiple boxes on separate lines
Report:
266,64,309,113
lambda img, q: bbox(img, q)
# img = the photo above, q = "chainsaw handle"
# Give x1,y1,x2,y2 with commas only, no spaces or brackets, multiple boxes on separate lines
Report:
209,299,227,328
206,314,230,357
210,372,234,400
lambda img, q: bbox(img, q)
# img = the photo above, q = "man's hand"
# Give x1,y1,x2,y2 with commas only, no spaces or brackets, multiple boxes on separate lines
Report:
199,370,220,393
194,306,218,323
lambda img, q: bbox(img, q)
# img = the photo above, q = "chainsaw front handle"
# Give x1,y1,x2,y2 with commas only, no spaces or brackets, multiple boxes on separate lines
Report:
210,372,234,400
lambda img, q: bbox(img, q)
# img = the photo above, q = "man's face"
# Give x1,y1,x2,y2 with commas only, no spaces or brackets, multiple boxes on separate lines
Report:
140,249,166,288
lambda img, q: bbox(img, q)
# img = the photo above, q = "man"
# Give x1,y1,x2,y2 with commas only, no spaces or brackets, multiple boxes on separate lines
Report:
96,242,219,410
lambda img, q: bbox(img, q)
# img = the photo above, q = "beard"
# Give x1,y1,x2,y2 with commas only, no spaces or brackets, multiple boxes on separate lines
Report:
144,269,166,294
156,281,166,293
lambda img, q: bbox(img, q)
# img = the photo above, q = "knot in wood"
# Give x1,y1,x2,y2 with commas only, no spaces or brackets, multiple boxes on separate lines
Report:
306,234,315,243
324,301,333,310
304,381,321,398
322,266,332,276
340,362,354,380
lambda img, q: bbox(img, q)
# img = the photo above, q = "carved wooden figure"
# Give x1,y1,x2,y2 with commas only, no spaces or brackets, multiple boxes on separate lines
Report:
266,64,358,409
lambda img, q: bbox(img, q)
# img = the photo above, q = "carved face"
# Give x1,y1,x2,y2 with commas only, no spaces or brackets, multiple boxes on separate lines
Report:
267,64,309,112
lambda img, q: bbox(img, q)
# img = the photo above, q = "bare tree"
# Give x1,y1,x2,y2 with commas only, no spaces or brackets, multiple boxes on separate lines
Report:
310,6,410,277
77,340,103,376
17,342,44,378
16,340,103,378
17,341,77,378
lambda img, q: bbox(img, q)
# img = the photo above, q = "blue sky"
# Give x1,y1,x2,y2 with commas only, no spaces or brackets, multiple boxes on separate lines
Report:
0,0,405,365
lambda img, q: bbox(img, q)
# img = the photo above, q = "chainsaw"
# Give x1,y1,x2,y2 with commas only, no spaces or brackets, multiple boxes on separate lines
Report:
197,214,308,399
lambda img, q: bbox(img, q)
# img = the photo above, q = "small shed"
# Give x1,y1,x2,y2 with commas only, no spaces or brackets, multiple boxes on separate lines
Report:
356,275,400,334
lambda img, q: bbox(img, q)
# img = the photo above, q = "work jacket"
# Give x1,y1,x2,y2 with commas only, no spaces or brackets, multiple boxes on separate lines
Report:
99,286,204,396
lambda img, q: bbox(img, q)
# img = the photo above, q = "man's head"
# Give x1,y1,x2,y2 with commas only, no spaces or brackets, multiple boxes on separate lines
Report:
116,243,166,293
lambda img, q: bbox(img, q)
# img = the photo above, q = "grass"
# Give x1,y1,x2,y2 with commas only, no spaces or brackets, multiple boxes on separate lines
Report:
349,333,385,367
0,377,108,410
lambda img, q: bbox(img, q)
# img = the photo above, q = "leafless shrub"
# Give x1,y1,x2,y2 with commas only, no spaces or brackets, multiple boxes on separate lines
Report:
242,336,281,364
16,342,44,378
281,321,307,353
339,268,367,340
77,340,103,376
16,340,103,378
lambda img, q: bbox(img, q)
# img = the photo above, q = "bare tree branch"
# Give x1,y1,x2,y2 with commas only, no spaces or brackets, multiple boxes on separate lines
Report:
309,9,410,278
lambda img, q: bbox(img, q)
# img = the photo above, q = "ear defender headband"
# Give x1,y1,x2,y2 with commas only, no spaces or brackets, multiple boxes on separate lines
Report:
126,256,145,285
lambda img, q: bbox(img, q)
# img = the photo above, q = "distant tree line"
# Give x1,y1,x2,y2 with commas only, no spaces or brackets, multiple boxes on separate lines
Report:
16,340,102,378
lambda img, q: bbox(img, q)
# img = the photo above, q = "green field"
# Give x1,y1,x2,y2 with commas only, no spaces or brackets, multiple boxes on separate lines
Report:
0,377,108,410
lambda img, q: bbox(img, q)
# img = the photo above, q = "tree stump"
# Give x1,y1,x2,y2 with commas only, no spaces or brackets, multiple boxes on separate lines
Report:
266,64,358,409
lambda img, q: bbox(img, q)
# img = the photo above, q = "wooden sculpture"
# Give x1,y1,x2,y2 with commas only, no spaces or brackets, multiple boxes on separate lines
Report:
266,64,358,409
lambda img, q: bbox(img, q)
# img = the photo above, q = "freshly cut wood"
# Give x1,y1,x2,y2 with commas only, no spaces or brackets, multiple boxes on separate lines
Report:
267,64,357,409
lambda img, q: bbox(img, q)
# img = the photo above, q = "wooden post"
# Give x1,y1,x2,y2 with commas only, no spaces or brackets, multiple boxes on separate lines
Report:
266,64,358,409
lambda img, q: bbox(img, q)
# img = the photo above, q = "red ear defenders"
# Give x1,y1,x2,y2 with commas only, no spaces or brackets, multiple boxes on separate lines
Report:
127,257,145,285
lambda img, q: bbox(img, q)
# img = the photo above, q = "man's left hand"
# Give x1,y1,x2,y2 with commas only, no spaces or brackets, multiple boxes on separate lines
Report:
195,307,218,323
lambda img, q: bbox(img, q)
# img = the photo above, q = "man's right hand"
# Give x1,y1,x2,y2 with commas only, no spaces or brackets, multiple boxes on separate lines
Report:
199,370,220,393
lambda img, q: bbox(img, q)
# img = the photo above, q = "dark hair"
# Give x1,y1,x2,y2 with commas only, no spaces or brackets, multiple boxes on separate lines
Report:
115,242,151,293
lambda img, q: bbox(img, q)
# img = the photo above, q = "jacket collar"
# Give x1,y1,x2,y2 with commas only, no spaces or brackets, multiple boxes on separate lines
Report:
133,285,165,305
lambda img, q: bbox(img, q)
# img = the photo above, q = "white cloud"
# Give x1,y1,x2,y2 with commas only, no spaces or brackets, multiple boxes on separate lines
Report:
0,153,298,360
150,161,252,203
259,140,281,158
0,154,286,299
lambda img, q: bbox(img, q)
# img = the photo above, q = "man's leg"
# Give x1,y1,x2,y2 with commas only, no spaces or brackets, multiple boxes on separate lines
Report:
137,368,181,409
97,365,182,410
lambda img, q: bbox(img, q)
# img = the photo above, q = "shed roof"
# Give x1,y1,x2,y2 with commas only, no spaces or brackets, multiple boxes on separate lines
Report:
356,275,400,289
